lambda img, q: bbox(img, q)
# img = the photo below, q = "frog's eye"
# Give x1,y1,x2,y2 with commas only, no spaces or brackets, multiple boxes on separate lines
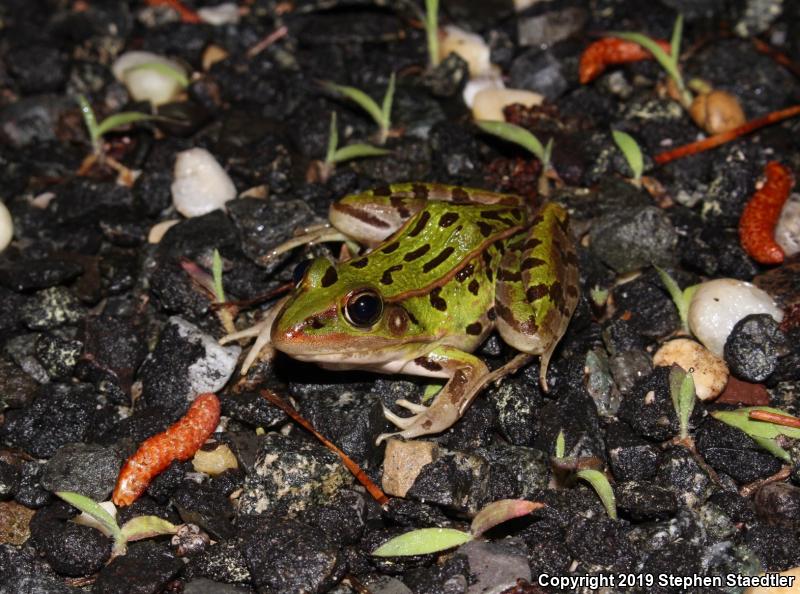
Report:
344,289,383,328
292,259,312,286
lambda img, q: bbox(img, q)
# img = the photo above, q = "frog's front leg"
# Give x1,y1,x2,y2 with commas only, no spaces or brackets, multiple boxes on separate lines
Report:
377,346,489,444
219,295,290,373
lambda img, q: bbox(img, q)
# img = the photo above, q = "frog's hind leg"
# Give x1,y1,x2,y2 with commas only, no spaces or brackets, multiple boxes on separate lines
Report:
257,226,348,265
220,296,290,373
494,203,579,391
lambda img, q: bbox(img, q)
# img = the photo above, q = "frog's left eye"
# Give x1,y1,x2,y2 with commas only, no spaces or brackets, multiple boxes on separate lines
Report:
344,289,383,328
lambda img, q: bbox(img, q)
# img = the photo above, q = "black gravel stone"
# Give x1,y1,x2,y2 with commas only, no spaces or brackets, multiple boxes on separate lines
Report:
695,418,783,483
590,206,677,273
0,258,83,292
615,481,678,521
184,540,251,585
509,45,575,102
19,287,86,330
611,270,682,339
173,480,236,541
93,541,183,594
406,449,491,515
753,482,800,528
0,383,105,458
35,333,82,380
565,516,636,572
639,542,702,594
40,442,122,502
489,374,543,446
219,390,287,430
40,521,111,577
0,356,39,412
480,444,549,501
0,460,20,500
302,489,368,547
240,518,345,594
655,447,716,508
132,168,173,217
724,314,787,382
743,523,800,571
14,459,52,508
606,420,660,481
7,43,68,94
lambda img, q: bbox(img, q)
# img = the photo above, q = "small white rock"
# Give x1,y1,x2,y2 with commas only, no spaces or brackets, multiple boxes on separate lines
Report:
148,219,180,244
471,88,544,121
688,278,783,357
198,2,240,25
439,25,492,77
0,201,13,253
112,51,187,106
463,71,505,109
775,192,800,258
653,338,729,401
171,148,237,218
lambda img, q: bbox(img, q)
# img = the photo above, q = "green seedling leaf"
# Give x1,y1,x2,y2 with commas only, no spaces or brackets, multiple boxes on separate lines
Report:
611,130,644,180
324,81,384,130
612,31,679,88
751,435,792,462
555,429,566,459
589,286,609,307
670,13,684,64
56,491,126,554
372,527,472,557
326,112,339,164
95,111,161,139
212,248,225,303
120,516,178,542
381,72,396,132
471,499,545,537
330,144,391,163
76,94,101,147
576,470,617,520
654,265,695,331
425,0,440,68
126,62,189,88
475,121,549,165
422,382,443,403
669,365,695,439
711,407,800,440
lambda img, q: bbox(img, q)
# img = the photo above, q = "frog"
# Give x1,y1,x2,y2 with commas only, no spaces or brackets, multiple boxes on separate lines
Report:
222,183,580,443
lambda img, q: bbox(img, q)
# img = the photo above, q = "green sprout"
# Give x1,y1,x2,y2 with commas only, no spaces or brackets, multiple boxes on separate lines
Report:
669,364,696,441
425,0,440,69
712,407,800,463
77,94,160,156
575,470,618,520
654,265,698,332
612,14,691,107
125,62,189,89
321,112,391,181
212,248,226,304
611,130,644,182
551,429,618,520
324,73,396,145
589,286,609,308
372,499,544,557
56,491,177,557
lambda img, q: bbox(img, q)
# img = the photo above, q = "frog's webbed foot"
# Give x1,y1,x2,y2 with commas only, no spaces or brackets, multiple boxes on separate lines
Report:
376,348,489,444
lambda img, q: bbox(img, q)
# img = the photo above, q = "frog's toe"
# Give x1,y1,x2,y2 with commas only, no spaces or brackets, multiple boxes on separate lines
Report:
395,399,429,414
381,405,417,429
219,320,270,344
239,326,276,374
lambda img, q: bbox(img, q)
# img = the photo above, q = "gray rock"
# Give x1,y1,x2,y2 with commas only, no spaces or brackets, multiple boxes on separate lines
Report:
458,539,531,594
407,449,491,514
509,48,569,101
517,6,587,47
35,333,82,380
590,206,677,273
184,579,251,594
20,287,85,330
41,443,122,502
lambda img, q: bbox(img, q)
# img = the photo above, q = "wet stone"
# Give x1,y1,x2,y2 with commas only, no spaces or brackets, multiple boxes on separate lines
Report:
302,489,368,547
38,520,111,577
35,333,82,380
41,443,122,502
138,316,240,411
724,313,788,382
0,383,104,458
535,387,606,461
489,375,543,446
19,287,86,330
7,44,68,94
0,258,83,292
655,447,716,508
93,541,183,594
565,516,636,573
240,518,345,594
612,271,682,339
237,432,353,518
753,482,800,528
184,540,251,585
406,449,492,515
456,539,531,593
606,420,660,482
0,460,21,499
14,460,52,508
695,418,783,483
479,445,549,501
173,480,235,541
743,523,800,571
609,349,653,395
615,481,678,521
590,206,677,273
0,357,39,412
219,390,287,430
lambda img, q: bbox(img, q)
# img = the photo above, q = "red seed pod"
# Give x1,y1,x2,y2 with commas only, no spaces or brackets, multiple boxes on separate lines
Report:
112,393,220,506
579,38,672,84
739,161,793,265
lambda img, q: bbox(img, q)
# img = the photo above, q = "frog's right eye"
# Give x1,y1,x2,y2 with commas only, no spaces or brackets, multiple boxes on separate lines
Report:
292,259,312,285
344,289,383,328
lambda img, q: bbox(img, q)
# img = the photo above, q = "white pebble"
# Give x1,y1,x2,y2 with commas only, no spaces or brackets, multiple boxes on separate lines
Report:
198,2,240,25
463,72,505,108
0,201,13,253
775,192,800,257
471,88,544,121
653,338,729,401
148,219,180,244
171,148,237,218
688,278,783,357
439,25,492,77
112,51,188,106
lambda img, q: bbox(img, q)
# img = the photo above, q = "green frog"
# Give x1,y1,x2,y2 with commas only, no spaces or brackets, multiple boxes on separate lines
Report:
223,183,579,443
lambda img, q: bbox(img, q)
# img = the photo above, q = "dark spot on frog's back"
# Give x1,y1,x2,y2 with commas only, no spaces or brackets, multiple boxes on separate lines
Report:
466,322,482,335
408,211,430,237
321,266,338,288
350,258,368,269
477,221,494,237
422,247,455,273
439,212,459,227
468,279,480,295
523,238,542,252
373,185,392,196
456,263,474,282
430,287,447,311
414,356,442,372
390,196,411,218
521,257,547,270
412,184,429,200
404,244,431,262
332,202,390,228
381,264,403,285
381,241,400,254
451,187,471,203
526,284,549,302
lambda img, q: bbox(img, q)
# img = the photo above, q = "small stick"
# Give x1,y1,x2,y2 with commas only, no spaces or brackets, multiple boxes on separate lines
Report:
752,38,800,79
654,104,800,165
749,409,800,429
260,389,390,505
146,0,202,23
739,465,792,498
246,25,289,58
